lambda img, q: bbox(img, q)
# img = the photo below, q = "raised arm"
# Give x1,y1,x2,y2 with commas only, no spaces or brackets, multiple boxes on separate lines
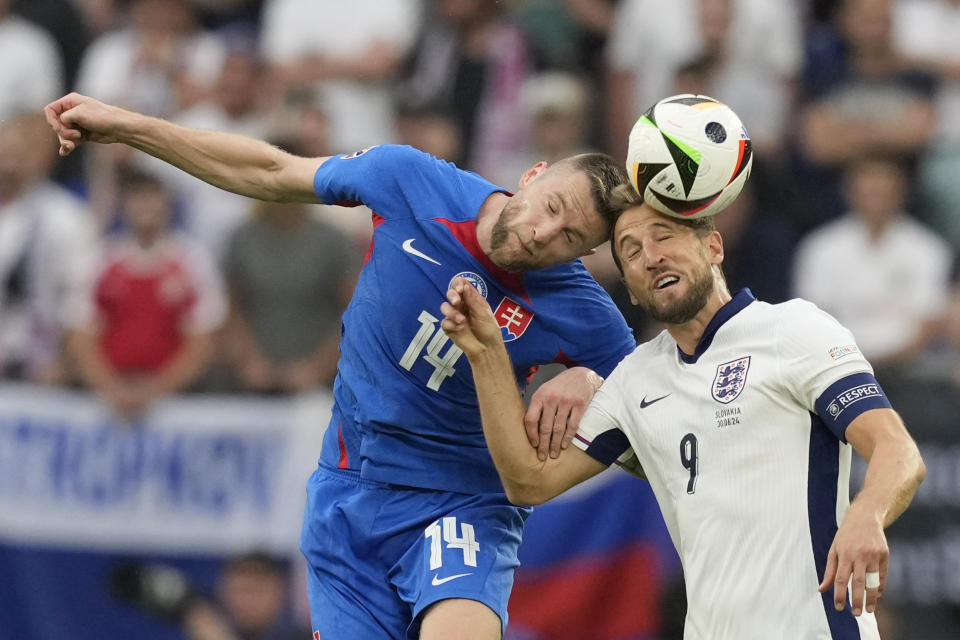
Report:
819,408,925,617
44,93,326,203
441,278,607,505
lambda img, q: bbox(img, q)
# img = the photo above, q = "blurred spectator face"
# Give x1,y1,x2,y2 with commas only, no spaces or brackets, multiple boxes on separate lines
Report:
533,110,585,157
0,115,55,200
131,0,194,37
396,110,462,163
216,51,261,117
219,560,286,635
698,0,732,50
122,181,173,240
839,0,893,54
844,158,906,226
521,73,588,159
439,0,497,28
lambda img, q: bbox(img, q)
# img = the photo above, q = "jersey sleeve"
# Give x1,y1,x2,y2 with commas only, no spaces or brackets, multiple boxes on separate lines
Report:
312,144,497,221
776,300,892,442
572,367,645,478
538,265,636,377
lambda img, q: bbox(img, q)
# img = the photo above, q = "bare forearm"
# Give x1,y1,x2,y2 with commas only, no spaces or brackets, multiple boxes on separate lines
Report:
113,110,320,202
469,347,549,488
853,437,925,528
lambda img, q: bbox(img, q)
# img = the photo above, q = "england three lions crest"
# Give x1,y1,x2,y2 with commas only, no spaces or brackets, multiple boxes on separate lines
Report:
711,356,751,404
493,297,533,342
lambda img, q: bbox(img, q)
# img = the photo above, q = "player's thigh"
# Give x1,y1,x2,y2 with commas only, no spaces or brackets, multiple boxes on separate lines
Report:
300,466,408,639
393,492,529,638
419,598,501,640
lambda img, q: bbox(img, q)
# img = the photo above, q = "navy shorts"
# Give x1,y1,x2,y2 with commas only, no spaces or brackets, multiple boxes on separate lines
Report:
299,464,531,639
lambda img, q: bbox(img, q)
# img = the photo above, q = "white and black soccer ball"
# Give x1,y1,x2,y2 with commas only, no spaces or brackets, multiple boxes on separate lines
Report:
626,94,752,219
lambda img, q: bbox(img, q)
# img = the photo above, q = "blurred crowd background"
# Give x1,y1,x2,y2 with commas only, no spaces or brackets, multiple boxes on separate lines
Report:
1,0,960,638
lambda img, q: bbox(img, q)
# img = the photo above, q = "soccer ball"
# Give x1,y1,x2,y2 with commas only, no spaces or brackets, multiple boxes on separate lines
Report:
626,94,752,219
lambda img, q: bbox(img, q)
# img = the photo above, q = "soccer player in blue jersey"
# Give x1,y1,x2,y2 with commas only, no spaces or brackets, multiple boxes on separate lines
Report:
441,201,927,640
46,93,639,639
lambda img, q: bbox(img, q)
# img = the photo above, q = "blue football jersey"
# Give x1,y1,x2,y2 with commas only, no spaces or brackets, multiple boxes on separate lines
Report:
313,145,636,494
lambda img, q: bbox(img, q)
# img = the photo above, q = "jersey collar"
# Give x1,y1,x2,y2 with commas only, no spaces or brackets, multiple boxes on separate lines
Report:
678,288,755,364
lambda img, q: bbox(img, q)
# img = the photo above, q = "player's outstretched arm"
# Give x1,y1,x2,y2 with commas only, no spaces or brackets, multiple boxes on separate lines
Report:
818,408,925,617
43,93,326,203
441,278,606,506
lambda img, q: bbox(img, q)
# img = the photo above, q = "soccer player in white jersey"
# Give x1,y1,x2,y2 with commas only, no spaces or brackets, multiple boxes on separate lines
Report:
440,200,926,639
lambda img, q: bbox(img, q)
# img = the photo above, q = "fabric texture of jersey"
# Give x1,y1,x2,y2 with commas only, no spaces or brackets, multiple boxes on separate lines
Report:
313,144,636,494
574,290,885,640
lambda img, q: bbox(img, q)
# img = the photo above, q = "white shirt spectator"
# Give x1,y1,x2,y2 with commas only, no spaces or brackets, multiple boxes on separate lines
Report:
792,213,953,362
607,0,800,151
894,0,960,143
0,181,98,376
260,0,422,151
75,24,225,117
0,14,62,123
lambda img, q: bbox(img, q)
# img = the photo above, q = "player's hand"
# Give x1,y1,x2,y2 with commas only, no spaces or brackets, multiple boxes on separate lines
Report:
43,92,125,156
525,367,603,461
818,503,889,617
441,277,504,358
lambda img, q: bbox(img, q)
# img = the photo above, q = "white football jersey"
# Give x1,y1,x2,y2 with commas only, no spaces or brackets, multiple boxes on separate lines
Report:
575,290,890,639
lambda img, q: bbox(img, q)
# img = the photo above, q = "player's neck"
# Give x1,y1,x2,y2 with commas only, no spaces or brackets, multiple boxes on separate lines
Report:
669,280,732,356
475,192,511,256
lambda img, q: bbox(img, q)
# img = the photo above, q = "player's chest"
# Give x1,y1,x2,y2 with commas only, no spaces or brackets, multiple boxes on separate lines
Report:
627,347,792,469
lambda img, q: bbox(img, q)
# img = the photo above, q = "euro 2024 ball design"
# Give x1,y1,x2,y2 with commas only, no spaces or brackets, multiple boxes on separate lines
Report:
626,94,752,219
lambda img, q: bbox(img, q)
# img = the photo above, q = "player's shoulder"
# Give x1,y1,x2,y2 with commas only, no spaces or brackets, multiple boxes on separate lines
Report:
621,330,673,366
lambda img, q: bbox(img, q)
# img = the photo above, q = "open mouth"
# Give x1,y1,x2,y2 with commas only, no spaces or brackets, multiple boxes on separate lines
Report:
654,274,680,290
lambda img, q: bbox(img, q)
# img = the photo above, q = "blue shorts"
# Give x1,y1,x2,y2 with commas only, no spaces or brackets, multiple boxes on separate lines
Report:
299,464,531,639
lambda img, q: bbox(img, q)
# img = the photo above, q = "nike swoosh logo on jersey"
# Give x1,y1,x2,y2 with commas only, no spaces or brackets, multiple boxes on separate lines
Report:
431,572,472,586
402,238,442,265
640,393,671,408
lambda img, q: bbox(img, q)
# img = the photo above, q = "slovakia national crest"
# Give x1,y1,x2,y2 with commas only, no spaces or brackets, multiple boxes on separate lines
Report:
711,356,751,404
493,297,534,342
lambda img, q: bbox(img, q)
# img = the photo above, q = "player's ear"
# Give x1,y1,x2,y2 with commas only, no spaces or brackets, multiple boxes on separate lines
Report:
706,230,724,266
518,161,548,188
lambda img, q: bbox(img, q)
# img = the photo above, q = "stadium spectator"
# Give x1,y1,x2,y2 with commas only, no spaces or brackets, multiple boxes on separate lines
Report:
490,70,594,188
605,0,802,163
11,0,90,92
710,183,796,305
110,551,310,640
892,0,960,253
797,0,938,230
259,0,421,152
183,551,311,640
66,170,227,418
221,201,358,393
0,0,63,124
75,0,225,118
75,0,227,219
792,155,953,375
507,0,619,151
0,114,99,383
398,0,534,176
135,42,271,258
